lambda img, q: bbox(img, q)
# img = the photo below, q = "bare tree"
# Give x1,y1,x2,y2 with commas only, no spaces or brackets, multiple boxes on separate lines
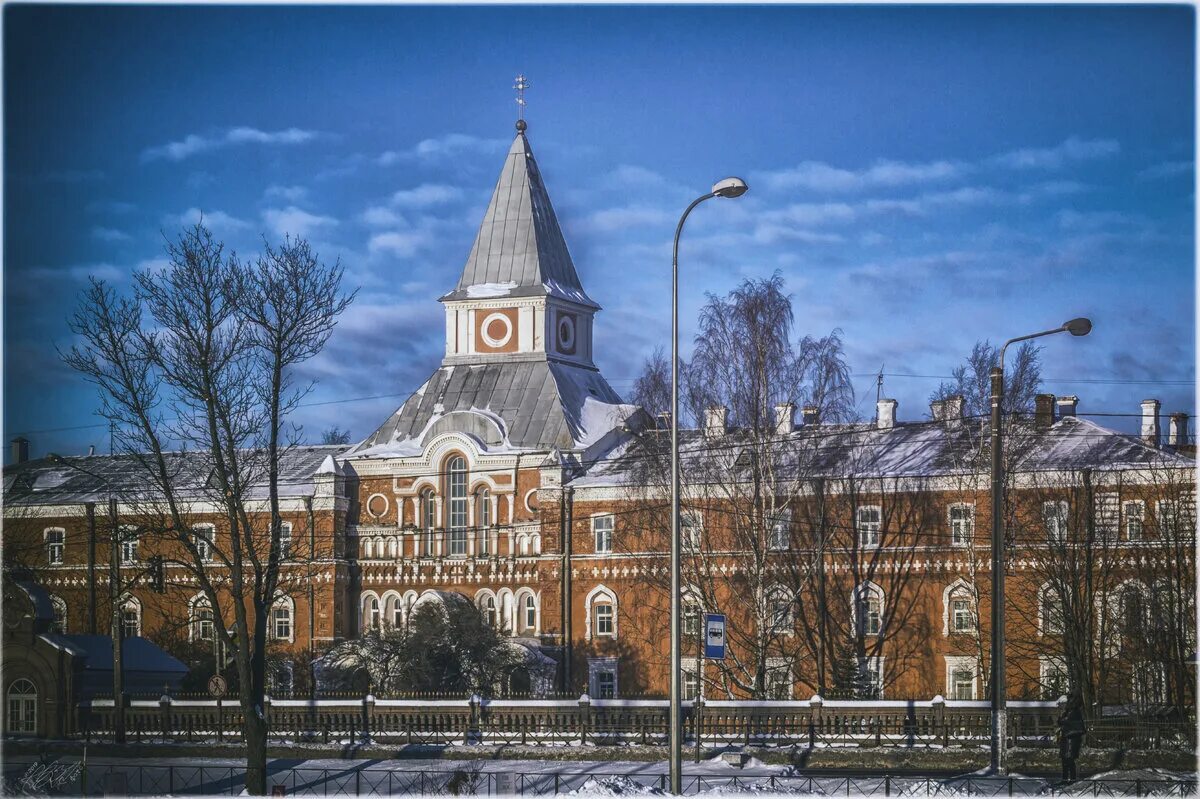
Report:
61,224,352,794
932,340,1043,418
630,346,671,421
321,427,352,445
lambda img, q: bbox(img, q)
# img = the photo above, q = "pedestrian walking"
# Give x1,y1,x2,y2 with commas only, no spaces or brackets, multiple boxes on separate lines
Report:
1057,694,1086,782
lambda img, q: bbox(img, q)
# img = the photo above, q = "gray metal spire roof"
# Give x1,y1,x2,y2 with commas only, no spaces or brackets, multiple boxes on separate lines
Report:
439,131,598,308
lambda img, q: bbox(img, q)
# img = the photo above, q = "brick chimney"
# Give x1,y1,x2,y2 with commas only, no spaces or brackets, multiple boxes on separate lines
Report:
801,405,820,426
1169,412,1189,449
704,406,728,438
1141,399,1161,447
876,399,898,430
1056,396,1078,418
10,437,29,464
930,395,964,422
775,403,796,436
1034,394,1056,431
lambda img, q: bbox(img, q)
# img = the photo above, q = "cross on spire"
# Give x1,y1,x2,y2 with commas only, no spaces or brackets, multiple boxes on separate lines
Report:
514,74,530,131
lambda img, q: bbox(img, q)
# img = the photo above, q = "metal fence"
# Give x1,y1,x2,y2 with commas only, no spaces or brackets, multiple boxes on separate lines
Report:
71,696,1196,753
3,761,1196,797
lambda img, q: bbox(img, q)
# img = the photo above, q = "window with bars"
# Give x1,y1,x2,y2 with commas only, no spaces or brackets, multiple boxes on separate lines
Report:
593,515,614,554
856,506,881,548
949,505,973,548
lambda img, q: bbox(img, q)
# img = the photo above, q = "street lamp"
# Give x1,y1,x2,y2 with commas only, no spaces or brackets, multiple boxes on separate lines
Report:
989,317,1091,774
670,176,748,795
48,452,127,744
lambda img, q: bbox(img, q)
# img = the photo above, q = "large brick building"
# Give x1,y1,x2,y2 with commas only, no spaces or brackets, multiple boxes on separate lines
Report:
4,123,1195,720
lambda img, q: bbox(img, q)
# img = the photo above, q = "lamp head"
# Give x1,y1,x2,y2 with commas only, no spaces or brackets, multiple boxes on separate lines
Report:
1063,317,1092,337
711,177,749,199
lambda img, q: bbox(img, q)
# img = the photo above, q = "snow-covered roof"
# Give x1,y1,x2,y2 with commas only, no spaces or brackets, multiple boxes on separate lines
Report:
2,444,346,506
569,414,1193,488
439,131,598,309
347,360,636,458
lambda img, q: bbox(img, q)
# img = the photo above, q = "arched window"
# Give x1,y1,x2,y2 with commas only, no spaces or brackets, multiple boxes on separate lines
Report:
44,528,65,566
120,596,141,638
190,596,214,642
585,585,618,640
519,592,538,633
942,579,976,636
852,582,884,637
271,596,294,642
361,593,381,633
1038,583,1064,636
767,586,794,635
484,595,497,628
6,679,37,735
448,457,468,556
193,524,215,563
383,593,404,629
49,596,67,634
476,489,492,555
420,489,436,556
683,587,703,637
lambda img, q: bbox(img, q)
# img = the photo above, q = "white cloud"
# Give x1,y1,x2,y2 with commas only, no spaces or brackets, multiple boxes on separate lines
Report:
262,206,338,239
168,208,251,233
989,136,1119,170
91,226,131,243
368,231,430,257
586,205,673,233
377,133,507,166
601,165,669,190
760,202,858,227
264,185,309,203
361,206,406,227
390,184,462,209
142,127,320,163
1138,160,1193,180
756,158,962,193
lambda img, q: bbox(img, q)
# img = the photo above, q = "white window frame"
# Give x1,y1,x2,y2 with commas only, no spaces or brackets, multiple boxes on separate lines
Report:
592,514,614,555
448,456,468,557
767,587,794,636
588,657,619,699
765,657,794,700
6,679,37,736
681,661,701,701
852,581,884,637
189,594,214,642
1156,499,1179,535
44,528,65,566
120,526,139,565
944,655,978,701
1039,655,1069,700
361,591,381,633
856,506,882,549
769,508,791,551
683,589,703,637
1038,582,1064,636
682,511,703,552
1043,501,1068,544
1095,492,1119,541
193,524,215,563
941,579,976,636
585,584,619,640
949,504,974,548
1122,501,1144,541
120,596,142,638
279,521,293,559
271,596,294,642
862,656,885,699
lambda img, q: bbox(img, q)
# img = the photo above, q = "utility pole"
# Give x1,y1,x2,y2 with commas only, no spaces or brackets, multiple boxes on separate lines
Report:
988,367,1005,773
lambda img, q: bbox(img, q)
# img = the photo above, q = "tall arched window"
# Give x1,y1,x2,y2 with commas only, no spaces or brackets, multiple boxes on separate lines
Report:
476,489,491,556
120,596,141,638
448,456,468,556
520,593,537,633
49,596,67,634
190,597,214,642
585,585,618,640
420,489,436,556
6,679,37,735
852,582,884,637
484,595,497,628
271,596,294,642
362,593,381,633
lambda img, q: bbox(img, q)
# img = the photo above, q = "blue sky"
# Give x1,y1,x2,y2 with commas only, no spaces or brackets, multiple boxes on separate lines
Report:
4,5,1195,460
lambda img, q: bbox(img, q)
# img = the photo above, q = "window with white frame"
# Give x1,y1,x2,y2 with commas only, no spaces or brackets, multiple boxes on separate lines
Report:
1095,492,1119,541
951,597,973,633
521,593,537,633
594,602,614,637
482,595,497,628
279,521,293,559
1039,584,1064,635
448,456,468,556
860,657,885,699
766,659,793,699
768,588,794,635
44,528,65,565
194,524,215,563
682,662,700,701
593,514,614,554
6,679,37,736
949,504,974,548
121,599,141,638
589,657,619,699
943,581,976,636
120,527,139,565
272,598,293,641
1156,499,1179,535
421,490,437,555
476,489,491,554
1123,501,1144,541
854,582,884,637
362,594,381,632
1039,656,1069,700
945,656,977,701
49,596,67,634
192,599,214,642
586,585,618,640
384,595,404,629
1043,501,1068,544
769,509,791,551
681,512,702,552
856,506,881,549
683,592,702,637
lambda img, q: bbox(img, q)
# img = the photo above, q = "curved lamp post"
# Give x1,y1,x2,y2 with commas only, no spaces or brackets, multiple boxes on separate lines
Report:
989,317,1091,774
670,177,748,795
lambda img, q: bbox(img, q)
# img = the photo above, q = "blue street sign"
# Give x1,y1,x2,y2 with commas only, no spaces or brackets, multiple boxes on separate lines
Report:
704,613,726,660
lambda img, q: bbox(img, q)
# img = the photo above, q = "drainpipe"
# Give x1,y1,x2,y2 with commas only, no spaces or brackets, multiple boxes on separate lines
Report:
562,486,574,693
86,502,97,634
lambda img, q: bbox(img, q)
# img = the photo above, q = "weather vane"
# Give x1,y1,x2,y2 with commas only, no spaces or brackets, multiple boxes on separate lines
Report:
514,74,530,131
